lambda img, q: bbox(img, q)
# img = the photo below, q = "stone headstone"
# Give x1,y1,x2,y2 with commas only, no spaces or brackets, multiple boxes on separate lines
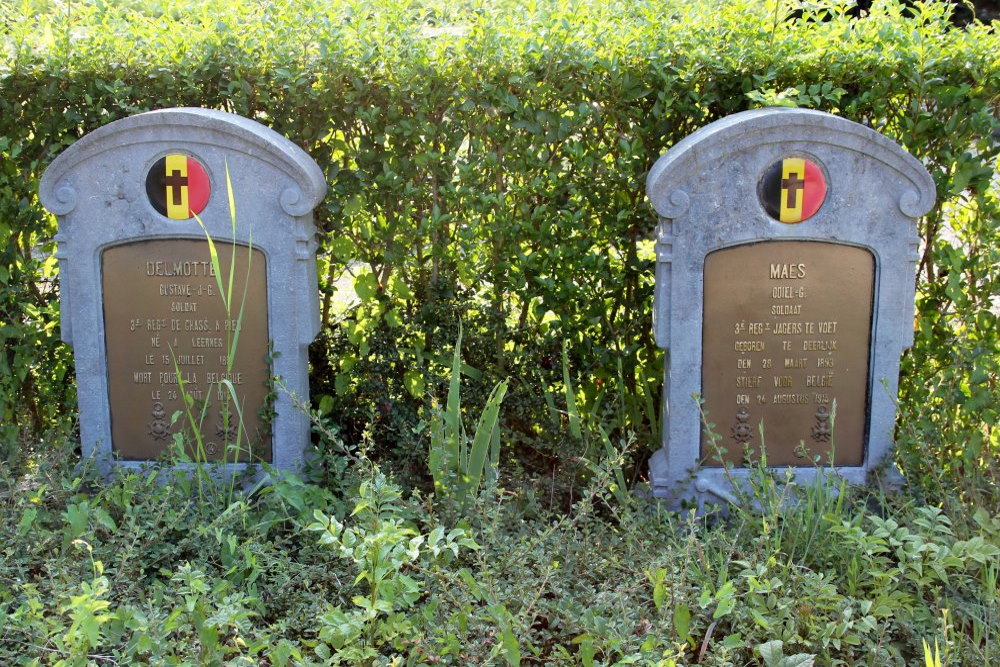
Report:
39,108,326,477
646,108,935,505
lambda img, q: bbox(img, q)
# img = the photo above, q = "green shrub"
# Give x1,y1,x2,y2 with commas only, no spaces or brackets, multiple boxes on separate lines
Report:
1,0,997,503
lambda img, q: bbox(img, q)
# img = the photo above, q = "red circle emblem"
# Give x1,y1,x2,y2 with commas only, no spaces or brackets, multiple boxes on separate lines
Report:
759,157,827,224
145,154,211,220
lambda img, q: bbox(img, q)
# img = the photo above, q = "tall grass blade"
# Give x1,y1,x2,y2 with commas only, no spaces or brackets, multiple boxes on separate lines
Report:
923,638,941,667
445,325,463,473
429,409,447,495
466,379,508,503
488,412,501,486
561,340,582,440
597,424,630,508
226,167,253,370
225,163,238,319
193,212,228,314
218,378,248,447
642,367,660,439
218,377,249,498
542,386,559,428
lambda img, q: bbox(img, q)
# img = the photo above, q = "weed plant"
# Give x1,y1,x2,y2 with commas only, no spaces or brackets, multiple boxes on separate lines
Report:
168,164,262,503
427,325,509,522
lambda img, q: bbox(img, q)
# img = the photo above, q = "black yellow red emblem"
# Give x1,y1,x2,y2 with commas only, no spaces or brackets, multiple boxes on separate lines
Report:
759,157,827,224
146,154,210,220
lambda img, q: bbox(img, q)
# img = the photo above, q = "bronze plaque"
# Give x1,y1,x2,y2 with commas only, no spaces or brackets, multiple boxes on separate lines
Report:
102,239,272,462
701,241,874,466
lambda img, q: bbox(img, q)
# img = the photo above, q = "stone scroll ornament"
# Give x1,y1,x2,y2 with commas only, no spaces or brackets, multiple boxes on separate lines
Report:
39,108,327,480
646,108,936,508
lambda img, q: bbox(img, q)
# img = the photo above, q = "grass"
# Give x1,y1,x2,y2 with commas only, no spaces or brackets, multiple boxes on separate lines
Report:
0,425,997,665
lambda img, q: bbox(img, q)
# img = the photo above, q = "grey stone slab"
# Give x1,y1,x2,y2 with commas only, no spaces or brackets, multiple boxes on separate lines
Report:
646,108,935,508
39,108,326,478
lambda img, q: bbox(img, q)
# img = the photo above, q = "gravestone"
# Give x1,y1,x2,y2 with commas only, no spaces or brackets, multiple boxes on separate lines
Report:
646,108,935,505
39,108,326,477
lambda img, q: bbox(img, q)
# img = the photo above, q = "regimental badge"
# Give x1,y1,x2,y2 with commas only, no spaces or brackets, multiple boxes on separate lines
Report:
759,157,827,224
146,154,211,220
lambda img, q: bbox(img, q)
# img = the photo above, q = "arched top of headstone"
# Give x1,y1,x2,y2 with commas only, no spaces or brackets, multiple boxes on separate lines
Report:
40,107,327,217
646,108,936,220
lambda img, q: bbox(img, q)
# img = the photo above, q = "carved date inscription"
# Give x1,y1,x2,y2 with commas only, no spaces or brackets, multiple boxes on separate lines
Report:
701,241,874,466
102,239,272,461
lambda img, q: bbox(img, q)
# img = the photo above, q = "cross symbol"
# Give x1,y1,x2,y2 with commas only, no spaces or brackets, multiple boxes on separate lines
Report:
782,171,805,208
164,169,188,206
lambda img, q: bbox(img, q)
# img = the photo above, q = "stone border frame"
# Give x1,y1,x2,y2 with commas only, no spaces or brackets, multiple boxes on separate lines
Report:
646,108,936,507
39,108,326,478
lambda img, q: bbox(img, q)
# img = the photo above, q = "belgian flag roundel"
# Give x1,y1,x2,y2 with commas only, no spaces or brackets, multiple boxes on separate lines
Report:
146,154,210,220
759,157,827,224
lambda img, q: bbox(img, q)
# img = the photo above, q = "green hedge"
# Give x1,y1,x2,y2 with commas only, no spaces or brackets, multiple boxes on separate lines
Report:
1,0,998,500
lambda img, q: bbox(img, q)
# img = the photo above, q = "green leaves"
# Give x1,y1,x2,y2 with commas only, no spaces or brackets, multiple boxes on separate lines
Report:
756,640,816,667
673,603,691,644
62,575,113,653
352,271,379,301
700,580,736,621
403,369,425,397
310,470,478,661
